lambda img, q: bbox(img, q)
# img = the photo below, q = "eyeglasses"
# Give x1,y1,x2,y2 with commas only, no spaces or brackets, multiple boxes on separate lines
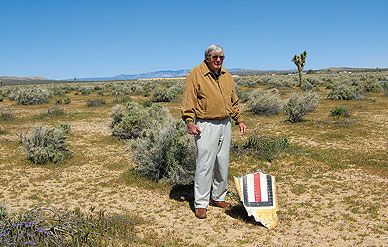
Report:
210,55,225,60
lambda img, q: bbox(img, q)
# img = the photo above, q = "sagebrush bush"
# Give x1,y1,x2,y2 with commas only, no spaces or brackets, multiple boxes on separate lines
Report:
86,98,106,107
284,92,319,122
327,83,363,100
131,120,196,184
63,97,71,104
111,102,169,139
236,89,250,103
233,130,289,162
363,80,383,93
11,87,51,105
38,106,65,118
55,123,72,134
330,105,351,118
0,106,16,121
151,87,177,102
247,88,282,115
19,125,71,164
0,206,139,246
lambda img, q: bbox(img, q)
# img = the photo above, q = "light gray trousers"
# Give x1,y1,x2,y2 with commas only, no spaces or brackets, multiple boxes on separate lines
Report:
194,118,232,209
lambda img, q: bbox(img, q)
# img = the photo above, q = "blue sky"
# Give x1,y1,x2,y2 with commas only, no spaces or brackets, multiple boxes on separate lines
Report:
1,0,387,79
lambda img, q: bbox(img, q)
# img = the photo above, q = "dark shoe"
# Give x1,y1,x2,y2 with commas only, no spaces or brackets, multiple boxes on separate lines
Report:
210,200,231,208
195,208,207,219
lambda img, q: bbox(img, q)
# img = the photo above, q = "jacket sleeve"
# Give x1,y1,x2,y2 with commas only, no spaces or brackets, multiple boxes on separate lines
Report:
181,72,197,122
231,83,244,125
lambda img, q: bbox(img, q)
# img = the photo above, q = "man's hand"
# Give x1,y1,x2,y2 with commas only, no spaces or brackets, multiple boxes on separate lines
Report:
186,122,201,135
239,122,247,135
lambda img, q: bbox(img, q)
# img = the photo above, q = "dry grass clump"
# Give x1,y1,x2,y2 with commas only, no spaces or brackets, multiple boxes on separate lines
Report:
19,125,71,164
232,129,289,162
330,105,351,118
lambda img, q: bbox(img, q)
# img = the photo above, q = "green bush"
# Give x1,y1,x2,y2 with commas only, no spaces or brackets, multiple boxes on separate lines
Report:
330,105,351,118
284,92,319,122
0,206,139,246
247,88,282,115
86,98,106,107
0,106,16,121
131,120,196,184
19,125,71,164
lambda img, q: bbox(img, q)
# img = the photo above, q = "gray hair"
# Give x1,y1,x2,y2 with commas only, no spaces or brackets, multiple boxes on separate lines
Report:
204,44,224,59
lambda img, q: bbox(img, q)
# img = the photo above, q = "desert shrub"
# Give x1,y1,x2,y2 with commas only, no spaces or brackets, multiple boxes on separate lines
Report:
152,87,178,102
284,92,319,122
55,123,71,134
330,105,351,118
38,106,65,118
233,130,289,162
55,98,63,104
267,78,294,88
86,98,106,107
63,97,71,104
111,102,169,139
0,126,5,134
300,80,314,91
362,80,383,93
0,106,16,121
49,86,65,96
247,88,282,115
19,125,71,164
131,120,196,184
327,83,363,100
80,86,93,95
12,87,51,105
0,206,139,246
236,89,250,103
113,95,132,104
0,203,7,219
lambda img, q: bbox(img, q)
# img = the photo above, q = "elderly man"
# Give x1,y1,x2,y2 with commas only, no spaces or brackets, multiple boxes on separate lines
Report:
181,44,247,219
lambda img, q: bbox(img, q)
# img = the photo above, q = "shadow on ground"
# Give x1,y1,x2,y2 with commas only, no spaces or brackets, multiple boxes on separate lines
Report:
226,204,266,227
169,183,195,212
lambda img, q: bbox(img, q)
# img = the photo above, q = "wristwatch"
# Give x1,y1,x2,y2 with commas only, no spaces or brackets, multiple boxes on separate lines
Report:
185,119,194,124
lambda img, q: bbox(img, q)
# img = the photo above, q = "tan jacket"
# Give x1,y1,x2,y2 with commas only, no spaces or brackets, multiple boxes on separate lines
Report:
181,61,244,124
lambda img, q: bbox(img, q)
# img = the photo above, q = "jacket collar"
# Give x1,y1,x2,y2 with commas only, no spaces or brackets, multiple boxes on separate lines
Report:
199,60,226,76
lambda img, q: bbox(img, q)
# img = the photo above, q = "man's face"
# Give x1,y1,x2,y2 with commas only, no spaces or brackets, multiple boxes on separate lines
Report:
206,51,224,72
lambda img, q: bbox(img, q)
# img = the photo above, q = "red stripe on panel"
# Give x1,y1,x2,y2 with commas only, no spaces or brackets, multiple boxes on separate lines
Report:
254,172,261,202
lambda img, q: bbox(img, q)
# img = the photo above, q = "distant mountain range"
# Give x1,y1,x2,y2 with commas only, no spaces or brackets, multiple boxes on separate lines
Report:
1,67,387,84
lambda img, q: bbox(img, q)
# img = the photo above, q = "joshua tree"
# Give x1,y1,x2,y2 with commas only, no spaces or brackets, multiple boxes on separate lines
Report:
292,51,307,86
